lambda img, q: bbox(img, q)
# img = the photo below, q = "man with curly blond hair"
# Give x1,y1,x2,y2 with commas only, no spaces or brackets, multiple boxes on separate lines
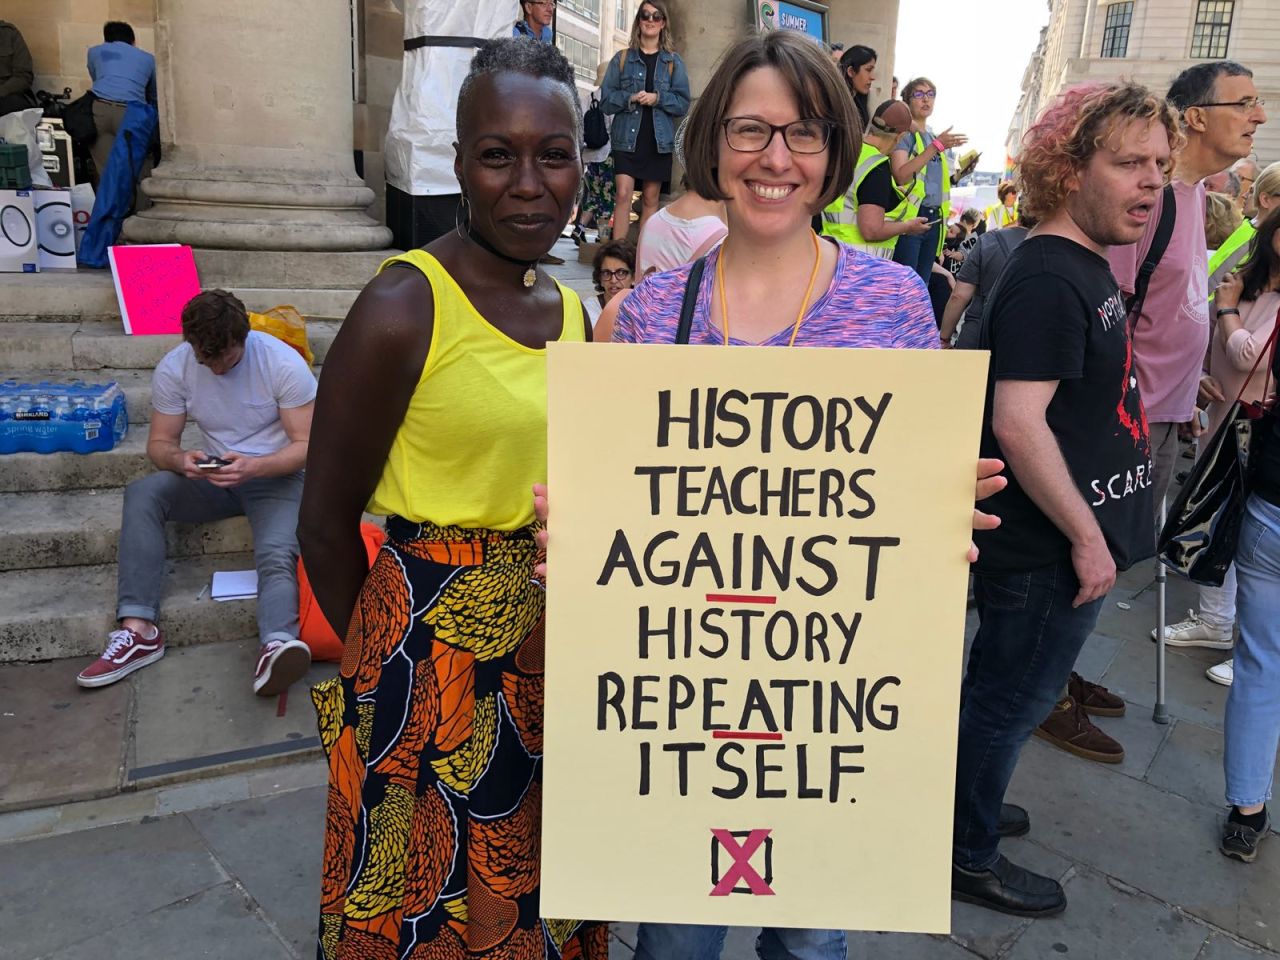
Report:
952,82,1178,918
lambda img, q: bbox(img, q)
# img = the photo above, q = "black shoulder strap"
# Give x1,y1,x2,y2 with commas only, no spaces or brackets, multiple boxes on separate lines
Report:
1127,182,1176,320
675,257,708,344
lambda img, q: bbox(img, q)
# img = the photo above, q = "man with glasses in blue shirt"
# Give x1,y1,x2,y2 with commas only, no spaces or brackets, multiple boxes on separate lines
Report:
513,0,556,43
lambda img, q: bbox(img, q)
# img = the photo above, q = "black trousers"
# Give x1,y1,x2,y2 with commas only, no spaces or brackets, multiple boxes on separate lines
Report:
385,184,460,250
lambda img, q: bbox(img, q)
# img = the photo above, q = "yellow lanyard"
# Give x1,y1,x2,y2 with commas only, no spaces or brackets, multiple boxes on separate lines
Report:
716,231,822,347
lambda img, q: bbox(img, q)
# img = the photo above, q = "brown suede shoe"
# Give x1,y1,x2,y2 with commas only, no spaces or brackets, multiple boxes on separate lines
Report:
1068,671,1126,717
1034,696,1124,764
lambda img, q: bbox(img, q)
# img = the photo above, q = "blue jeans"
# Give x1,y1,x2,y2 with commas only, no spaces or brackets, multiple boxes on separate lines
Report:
891,208,942,282
635,923,846,960
953,558,1105,870
1225,495,1280,807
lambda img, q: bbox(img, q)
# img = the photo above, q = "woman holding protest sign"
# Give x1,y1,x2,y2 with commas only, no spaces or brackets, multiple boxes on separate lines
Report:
298,37,605,960
595,28,1001,960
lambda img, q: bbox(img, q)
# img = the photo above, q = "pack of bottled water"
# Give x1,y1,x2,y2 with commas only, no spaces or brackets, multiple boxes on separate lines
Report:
0,379,129,454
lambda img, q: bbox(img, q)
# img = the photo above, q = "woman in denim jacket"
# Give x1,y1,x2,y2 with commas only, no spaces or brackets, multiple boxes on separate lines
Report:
599,0,690,241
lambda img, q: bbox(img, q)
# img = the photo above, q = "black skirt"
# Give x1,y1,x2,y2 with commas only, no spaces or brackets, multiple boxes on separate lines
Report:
613,107,672,185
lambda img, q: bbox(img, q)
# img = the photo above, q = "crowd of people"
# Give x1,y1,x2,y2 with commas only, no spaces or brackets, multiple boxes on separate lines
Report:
64,1,1280,956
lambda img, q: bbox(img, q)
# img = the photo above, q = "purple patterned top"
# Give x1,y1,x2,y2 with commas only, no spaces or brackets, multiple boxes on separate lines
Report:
612,240,938,349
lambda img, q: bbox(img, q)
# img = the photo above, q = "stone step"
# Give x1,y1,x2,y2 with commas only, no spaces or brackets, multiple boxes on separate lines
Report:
193,248,393,290
0,425,196,493
0,272,360,322
0,320,339,372
0,552,259,662
0,491,253,572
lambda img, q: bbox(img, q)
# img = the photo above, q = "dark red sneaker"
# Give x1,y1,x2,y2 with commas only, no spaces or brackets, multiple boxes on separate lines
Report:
76,627,165,688
1034,696,1124,764
253,639,311,696
1068,672,1126,717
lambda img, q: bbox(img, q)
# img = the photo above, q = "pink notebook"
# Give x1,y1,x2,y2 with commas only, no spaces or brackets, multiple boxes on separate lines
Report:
108,244,201,335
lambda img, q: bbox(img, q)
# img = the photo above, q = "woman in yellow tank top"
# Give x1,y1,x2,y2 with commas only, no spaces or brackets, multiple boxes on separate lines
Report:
298,39,606,960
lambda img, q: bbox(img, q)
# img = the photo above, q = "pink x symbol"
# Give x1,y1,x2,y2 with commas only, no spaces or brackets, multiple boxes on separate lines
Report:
710,828,775,896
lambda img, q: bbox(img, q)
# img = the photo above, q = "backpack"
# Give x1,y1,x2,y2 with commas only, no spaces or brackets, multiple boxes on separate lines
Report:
583,93,609,150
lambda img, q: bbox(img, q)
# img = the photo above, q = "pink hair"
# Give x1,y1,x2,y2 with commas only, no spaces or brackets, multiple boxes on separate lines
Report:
1016,82,1180,219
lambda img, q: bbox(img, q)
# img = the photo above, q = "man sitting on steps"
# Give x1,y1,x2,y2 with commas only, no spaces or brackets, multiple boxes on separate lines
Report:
76,290,317,695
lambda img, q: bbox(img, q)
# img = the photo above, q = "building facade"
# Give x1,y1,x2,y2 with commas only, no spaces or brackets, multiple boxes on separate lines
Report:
10,0,897,250
1008,0,1280,165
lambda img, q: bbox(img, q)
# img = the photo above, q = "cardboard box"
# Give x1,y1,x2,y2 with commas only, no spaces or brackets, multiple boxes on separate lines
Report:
0,189,38,273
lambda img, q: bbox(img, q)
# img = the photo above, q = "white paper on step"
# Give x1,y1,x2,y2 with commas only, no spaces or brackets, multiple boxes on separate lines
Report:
211,569,258,601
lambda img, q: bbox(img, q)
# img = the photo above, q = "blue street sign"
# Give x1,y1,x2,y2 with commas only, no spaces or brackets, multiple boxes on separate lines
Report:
774,1,825,42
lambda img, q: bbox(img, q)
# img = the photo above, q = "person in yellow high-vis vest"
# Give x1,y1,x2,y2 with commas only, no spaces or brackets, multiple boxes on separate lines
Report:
821,99,929,257
1208,161,1280,293
986,181,1019,231
889,76,967,282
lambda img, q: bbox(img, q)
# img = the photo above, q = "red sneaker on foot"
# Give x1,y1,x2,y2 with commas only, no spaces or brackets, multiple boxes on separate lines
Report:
76,627,165,688
253,639,311,696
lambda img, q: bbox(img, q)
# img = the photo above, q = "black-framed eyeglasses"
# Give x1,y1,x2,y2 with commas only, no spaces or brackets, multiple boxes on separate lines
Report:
722,117,834,154
599,268,632,281
910,89,937,100
1192,97,1266,111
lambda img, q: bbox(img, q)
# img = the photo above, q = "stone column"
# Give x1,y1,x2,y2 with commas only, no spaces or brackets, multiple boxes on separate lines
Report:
122,0,392,251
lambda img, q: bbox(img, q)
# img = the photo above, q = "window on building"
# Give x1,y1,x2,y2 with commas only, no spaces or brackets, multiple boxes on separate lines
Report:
560,0,601,24
1191,0,1234,58
557,33,602,84
1100,2,1133,58
616,0,630,31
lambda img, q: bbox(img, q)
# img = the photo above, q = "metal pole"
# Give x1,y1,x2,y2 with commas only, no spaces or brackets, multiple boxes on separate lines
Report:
1153,497,1170,724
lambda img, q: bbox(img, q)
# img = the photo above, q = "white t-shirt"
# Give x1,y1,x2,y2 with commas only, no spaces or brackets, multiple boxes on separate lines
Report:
151,331,317,457
636,207,728,277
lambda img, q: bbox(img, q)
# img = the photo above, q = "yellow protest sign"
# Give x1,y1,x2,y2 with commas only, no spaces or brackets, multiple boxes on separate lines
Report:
542,342,988,933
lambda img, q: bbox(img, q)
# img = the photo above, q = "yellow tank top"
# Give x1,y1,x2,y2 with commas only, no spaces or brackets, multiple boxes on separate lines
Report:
368,250,585,530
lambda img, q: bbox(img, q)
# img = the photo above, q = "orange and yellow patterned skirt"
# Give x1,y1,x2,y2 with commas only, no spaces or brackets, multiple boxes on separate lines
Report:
311,518,608,959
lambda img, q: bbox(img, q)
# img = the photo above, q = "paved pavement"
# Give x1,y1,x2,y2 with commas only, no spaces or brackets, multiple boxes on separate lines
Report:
2,557,1277,959
2,239,1278,957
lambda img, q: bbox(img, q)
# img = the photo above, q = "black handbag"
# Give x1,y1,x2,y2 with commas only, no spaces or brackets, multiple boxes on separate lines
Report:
1158,313,1279,586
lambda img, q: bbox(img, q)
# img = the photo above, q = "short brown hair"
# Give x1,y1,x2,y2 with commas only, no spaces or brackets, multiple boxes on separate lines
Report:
902,76,935,101
997,180,1017,202
681,30,859,212
592,238,637,290
181,289,250,360
1017,81,1180,220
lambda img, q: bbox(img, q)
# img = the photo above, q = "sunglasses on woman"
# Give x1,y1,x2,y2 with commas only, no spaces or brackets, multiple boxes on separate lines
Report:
638,10,665,21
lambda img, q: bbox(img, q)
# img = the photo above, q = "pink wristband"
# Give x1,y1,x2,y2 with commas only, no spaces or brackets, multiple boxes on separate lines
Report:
931,137,946,151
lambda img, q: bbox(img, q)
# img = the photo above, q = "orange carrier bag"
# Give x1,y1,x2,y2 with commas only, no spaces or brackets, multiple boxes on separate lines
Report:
297,521,385,661
249,306,315,365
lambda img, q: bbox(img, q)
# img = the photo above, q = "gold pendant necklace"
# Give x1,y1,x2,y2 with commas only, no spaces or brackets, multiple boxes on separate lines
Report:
716,231,823,347
522,267,537,288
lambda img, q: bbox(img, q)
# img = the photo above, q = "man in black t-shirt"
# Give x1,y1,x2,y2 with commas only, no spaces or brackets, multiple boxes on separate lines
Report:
951,82,1178,918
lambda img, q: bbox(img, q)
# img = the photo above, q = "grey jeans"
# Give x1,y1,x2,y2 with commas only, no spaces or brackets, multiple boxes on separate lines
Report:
116,470,303,646
1149,421,1182,521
